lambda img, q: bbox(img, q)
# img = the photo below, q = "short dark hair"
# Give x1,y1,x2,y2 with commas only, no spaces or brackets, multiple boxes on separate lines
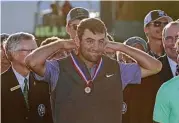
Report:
77,18,107,41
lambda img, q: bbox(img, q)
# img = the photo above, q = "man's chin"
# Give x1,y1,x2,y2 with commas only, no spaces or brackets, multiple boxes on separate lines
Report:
90,56,101,62
154,36,162,40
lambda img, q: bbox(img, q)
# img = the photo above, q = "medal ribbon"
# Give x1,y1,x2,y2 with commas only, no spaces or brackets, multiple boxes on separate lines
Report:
70,53,102,86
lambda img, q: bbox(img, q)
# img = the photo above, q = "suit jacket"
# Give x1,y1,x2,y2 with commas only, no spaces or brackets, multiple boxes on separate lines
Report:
158,55,173,83
122,55,174,123
122,75,160,123
1,67,53,123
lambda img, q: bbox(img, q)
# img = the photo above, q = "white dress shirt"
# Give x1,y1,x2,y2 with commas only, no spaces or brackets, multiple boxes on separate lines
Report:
12,67,29,92
167,56,177,77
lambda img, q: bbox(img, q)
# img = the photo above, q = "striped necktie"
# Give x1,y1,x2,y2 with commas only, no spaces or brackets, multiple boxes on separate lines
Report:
176,65,179,76
23,78,29,108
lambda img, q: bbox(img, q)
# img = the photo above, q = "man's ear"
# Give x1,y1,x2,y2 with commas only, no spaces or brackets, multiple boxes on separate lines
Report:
5,50,13,61
144,26,149,34
74,35,80,48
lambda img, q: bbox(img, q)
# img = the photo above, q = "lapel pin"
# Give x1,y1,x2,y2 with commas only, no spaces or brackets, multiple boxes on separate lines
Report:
10,85,21,91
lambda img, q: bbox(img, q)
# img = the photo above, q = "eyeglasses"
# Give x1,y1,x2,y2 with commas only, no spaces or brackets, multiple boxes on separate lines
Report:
69,24,78,30
164,35,179,43
150,21,168,27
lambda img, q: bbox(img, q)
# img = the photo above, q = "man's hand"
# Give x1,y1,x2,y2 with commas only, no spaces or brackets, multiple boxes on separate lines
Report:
104,41,122,53
62,39,77,52
104,40,162,78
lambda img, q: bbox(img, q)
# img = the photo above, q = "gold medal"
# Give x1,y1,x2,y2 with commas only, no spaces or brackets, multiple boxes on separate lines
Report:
84,87,91,94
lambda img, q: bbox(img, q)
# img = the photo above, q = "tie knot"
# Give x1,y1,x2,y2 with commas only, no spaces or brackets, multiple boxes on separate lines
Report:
24,78,28,84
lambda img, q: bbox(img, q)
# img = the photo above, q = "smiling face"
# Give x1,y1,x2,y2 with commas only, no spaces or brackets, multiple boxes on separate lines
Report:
163,23,179,62
78,29,106,63
145,17,169,40
76,18,107,66
11,39,37,66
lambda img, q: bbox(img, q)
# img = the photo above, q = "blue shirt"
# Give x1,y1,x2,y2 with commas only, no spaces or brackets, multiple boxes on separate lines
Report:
35,59,141,91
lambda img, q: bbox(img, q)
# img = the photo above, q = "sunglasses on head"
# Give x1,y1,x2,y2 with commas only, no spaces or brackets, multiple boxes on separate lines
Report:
150,21,168,27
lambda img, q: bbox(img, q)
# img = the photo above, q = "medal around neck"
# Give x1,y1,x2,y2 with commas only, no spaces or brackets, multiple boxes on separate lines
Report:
70,53,102,94
84,86,91,94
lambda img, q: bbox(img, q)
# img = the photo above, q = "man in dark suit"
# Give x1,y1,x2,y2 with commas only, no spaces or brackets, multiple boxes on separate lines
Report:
153,30,179,123
158,21,179,82
158,55,173,82
1,32,53,123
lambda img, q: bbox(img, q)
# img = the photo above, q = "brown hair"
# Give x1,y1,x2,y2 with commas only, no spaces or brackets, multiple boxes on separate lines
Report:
77,18,107,41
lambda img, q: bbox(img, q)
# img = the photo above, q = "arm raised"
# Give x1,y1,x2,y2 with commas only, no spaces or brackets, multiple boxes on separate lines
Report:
105,42,162,78
25,38,76,76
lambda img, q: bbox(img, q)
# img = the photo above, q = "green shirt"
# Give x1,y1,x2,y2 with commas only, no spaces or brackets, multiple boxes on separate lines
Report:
153,76,179,123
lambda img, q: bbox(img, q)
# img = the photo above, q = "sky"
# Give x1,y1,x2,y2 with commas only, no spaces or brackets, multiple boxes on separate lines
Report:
1,0,100,12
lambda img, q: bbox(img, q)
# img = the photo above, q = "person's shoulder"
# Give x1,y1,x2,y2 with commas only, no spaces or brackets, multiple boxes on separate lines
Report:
158,54,167,61
1,67,14,89
103,55,116,60
1,67,12,78
55,55,71,63
102,55,119,66
159,76,179,93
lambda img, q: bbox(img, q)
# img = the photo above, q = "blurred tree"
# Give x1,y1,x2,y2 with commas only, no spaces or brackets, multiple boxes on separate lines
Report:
42,2,64,27
62,0,73,25
116,1,179,21
101,1,179,42
100,1,113,32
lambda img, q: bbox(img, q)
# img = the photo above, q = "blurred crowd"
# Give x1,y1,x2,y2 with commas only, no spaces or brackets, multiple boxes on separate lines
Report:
1,6,179,123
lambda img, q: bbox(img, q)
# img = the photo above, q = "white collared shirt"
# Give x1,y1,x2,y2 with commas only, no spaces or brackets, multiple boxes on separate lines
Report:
12,67,29,92
167,56,177,77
